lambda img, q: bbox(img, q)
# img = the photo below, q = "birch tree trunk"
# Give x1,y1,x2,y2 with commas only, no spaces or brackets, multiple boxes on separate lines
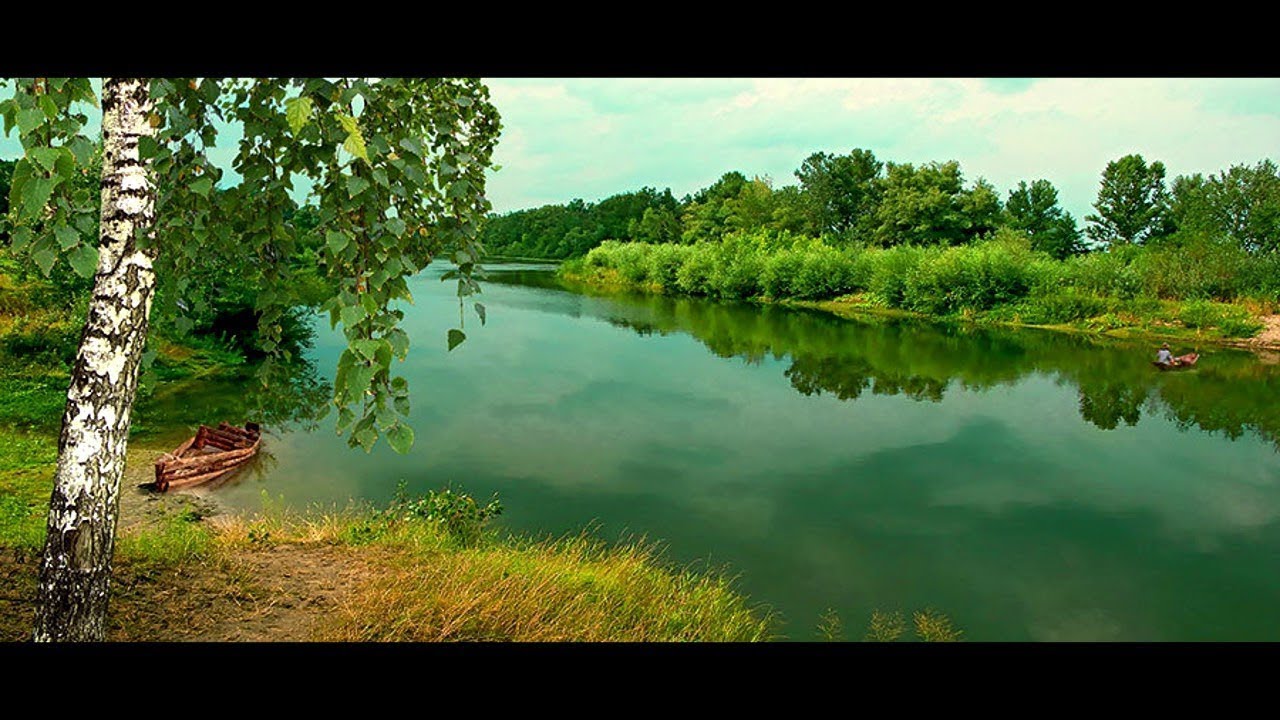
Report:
33,78,157,642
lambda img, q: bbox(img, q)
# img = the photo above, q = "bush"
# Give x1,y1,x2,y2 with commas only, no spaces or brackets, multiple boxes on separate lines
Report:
1016,288,1115,324
0,315,81,365
675,244,718,296
1178,299,1263,337
900,241,1034,314
1136,234,1252,301
383,481,503,546
645,244,690,289
761,249,805,298
1061,249,1143,300
866,245,927,308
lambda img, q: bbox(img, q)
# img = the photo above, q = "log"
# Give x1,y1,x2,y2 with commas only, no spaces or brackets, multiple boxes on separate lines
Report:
165,467,239,489
160,449,255,475
216,422,257,440
160,444,256,470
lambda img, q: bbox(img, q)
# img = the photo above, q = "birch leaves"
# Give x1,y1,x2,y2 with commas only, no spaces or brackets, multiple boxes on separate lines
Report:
2,77,503,455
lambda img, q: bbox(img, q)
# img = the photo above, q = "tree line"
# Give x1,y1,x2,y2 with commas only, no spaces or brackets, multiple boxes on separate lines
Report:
480,149,1280,261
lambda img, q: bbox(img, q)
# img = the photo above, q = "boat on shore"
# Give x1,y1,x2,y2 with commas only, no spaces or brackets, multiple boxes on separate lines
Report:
154,422,262,492
1154,352,1199,371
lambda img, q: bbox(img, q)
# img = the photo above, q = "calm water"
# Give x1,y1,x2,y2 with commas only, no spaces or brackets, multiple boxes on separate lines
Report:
142,264,1280,641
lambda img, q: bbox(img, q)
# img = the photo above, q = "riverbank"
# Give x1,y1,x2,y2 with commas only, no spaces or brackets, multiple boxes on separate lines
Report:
561,236,1280,353
0,427,776,641
0,262,778,641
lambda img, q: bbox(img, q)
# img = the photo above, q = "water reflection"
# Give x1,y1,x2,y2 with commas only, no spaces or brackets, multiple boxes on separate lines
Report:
134,341,332,440
542,286,1280,449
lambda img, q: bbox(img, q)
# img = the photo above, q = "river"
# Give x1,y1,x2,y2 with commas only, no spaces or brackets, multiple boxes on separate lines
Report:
144,263,1280,641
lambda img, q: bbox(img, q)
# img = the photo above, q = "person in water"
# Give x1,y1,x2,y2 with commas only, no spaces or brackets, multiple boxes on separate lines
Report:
1156,342,1174,366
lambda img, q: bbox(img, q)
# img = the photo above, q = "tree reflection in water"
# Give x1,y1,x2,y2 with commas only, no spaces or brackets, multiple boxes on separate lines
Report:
593,291,1280,449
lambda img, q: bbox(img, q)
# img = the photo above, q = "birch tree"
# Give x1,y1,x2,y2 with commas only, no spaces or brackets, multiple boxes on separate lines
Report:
0,77,501,641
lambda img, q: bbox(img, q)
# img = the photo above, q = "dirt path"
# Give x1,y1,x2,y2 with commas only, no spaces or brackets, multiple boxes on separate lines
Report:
194,543,375,642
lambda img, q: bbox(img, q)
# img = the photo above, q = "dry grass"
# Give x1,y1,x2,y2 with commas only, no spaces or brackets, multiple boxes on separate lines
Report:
208,508,775,642
315,536,773,642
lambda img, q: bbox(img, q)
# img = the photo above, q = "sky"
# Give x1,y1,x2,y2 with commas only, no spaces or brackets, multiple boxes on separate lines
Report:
482,78,1280,222
4,78,1278,223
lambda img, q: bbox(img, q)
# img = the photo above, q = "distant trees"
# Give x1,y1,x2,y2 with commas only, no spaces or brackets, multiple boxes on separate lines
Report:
1005,180,1082,259
479,148,1277,262
1085,154,1171,246
1170,160,1280,254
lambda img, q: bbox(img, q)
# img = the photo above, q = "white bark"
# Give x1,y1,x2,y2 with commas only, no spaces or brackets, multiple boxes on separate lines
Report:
33,78,157,642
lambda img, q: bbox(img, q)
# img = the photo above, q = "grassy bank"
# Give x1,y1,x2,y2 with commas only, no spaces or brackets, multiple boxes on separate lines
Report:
562,231,1280,349
0,426,776,641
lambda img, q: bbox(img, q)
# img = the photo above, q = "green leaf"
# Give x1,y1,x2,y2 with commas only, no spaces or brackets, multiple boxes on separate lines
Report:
27,147,61,173
67,243,99,278
68,136,96,166
189,177,214,197
447,178,471,199
386,217,406,236
447,328,466,352
387,329,409,360
53,148,75,180
15,107,44,134
336,113,359,135
32,245,56,276
344,131,369,163
38,93,58,120
386,422,415,454
474,302,486,326
339,303,366,328
54,225,79,250
346,175,370,197
346,361,376,400
335,406,356,434
326,230,350,254
351,338,382,361
20,176,57,221
393,395,410,415
10,227,33,253
353,423,378,453
390,376,409,396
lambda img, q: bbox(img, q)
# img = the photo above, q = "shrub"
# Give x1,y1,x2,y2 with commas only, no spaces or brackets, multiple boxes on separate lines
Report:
1017,288,1115,324
675,244,719,296
866,245,927,308
383,481,504,546
645,244,690,290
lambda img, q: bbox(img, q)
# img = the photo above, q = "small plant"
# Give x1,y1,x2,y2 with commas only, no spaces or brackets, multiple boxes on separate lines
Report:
816,608,845,641
384,480,503,545
913,608,964,642
864,609,907,642
862,608,963,641
247,528,272,547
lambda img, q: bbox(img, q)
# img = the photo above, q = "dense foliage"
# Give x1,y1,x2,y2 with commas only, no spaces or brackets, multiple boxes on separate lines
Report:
480,148,1279,273
569,228,1278,335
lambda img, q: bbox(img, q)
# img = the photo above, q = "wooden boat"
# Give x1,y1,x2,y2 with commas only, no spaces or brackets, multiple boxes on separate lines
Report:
154,422,261,492
1153,352,1199,371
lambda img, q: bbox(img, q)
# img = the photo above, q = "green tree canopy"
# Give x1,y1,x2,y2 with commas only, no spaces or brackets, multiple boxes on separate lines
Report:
1085,154,1170,246
870,161,1001,246
1004,179,1083,259
1170,159,1280,254
794,149,882,238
